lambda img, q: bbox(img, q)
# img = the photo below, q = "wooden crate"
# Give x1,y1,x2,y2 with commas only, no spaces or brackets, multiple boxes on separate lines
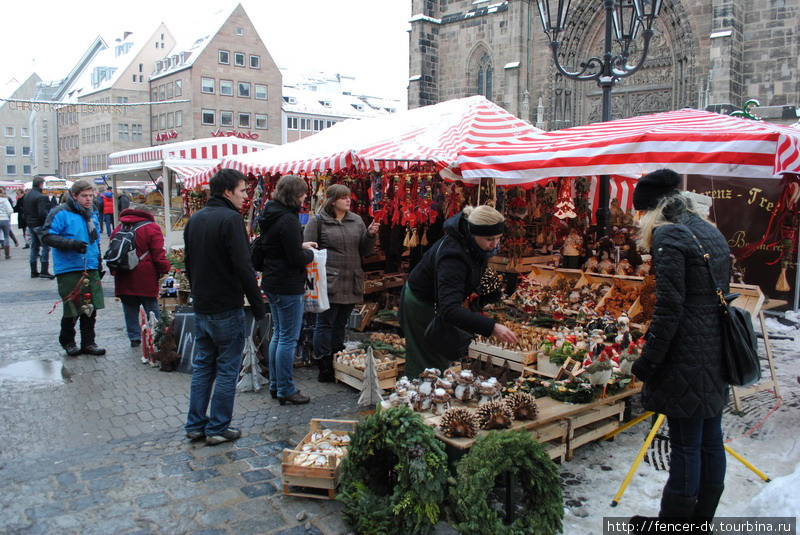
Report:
348,303,380,332
282,419,356,500
489,255,557,274
468,341,537,373
566,401,625,460
595,277,644,316
383,273,407,289
551,268,584,288
333,354,400,391
729,283,765,315
574,272,615,290
525,264,558,286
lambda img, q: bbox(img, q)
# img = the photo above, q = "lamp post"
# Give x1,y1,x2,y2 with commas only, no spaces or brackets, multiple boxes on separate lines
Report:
536,0,663,234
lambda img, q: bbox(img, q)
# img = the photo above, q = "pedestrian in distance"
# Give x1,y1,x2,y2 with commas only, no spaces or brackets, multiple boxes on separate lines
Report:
629,169,730,528
100,187,115,236
303,184,378,382
23,176,56,279
400,205,518,378
41,180,106,357
183,169,266,445
109,208,171,347
14,189,30,248
258,174,316,405
117,190,131,212
0,187,14,259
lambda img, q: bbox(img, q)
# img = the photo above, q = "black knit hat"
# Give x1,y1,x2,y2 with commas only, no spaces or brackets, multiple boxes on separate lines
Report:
632,169,682,211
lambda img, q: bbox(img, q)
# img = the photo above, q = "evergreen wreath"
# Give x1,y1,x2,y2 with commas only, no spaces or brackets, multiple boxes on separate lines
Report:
449,430,563,535
338,406,449,535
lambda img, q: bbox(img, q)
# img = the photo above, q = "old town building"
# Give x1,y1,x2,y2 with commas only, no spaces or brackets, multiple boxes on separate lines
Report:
0,74,41,182
408,0,799,127
149,4,282,146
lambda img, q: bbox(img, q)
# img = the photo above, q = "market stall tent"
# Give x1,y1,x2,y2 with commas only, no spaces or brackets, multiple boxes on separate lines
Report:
185,96,539,188
70,137,274,247
457,109,800,182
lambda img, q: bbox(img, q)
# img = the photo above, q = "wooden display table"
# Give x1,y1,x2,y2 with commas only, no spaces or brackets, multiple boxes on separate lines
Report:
420,386,641,462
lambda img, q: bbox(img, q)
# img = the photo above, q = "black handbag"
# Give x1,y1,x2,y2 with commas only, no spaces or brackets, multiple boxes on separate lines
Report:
687,231,761,387
250,233,266,271
423,238,474,359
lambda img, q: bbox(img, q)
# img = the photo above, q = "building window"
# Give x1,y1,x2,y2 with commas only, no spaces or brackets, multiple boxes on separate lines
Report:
238,82,251,98
117,123,130,141
236,27,244,36
220,79,233,96
201,77,215,93
139,75,143,83
287,117,298,130
250,55,260,69
23,165,31,175
326,120,336,128
255,84,267,100
201,109,215,125
167,113,174,128
238,113,250,128
166,82,173,98
313,119,324,132
175,79,182,97
159,85,165,100
4,127,14,137
176,110,182,127
159,114,166,129
300,118,311,131
22,146,30,156
6,165,16,175
476,52,493,100
234,52,245,67
151,88,158,101
21,128,29,137
219,50,229,64
132,124,143,142
132,74,137,83
117,96,128,103
220,110,233,127
255,114,268,129
152,115,158,129
5,146,15,156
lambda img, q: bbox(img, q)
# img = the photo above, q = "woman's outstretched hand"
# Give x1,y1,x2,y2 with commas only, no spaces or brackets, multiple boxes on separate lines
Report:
492,323,518,345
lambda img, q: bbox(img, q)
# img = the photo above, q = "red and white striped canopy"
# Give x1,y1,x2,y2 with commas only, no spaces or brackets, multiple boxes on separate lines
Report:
458,109,800,184
184,96,539,188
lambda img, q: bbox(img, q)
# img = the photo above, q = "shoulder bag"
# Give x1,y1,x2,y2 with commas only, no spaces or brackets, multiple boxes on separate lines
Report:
423,237,475,360
686,230,761,387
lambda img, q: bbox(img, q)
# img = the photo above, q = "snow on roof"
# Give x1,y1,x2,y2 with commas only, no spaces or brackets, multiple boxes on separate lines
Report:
150,5,235,81
281,87,401,120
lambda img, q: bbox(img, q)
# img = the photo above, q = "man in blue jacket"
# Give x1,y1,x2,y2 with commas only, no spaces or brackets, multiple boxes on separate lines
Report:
42,180,106,357
183,169,266,445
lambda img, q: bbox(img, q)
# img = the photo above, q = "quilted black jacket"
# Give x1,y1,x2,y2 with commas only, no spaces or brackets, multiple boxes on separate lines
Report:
633,211,731,419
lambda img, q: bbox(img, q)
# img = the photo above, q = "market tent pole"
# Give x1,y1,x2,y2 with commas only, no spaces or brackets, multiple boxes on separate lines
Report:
162,161,172,250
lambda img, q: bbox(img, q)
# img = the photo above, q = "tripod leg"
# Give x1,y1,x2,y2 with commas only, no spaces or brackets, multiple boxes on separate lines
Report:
602,411,655,442
724,444,771,482
611,414,665,507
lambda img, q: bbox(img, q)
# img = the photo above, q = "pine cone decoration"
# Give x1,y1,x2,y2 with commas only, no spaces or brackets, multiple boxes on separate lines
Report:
504,392,538,421
475,400,514,430
439,408,480,438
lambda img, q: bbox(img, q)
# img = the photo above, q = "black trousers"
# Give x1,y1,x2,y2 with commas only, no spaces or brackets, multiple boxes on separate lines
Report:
59,310,97,348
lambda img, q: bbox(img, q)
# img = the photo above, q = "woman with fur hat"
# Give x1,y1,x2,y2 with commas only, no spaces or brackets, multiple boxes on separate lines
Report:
629,169,729,528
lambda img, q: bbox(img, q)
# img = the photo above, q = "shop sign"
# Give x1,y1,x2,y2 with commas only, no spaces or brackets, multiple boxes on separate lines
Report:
210,129,259,140
156,130,178,142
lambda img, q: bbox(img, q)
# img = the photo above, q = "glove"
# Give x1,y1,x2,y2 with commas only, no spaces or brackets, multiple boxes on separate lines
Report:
72,241,88,253
631,358,658,383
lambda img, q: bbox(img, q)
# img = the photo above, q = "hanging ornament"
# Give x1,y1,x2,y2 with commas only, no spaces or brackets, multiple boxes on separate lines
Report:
553,180,577,220
775,258,791,292
81,292,94,317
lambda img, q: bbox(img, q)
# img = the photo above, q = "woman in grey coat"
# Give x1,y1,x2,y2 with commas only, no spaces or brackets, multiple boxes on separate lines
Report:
630,169,730,529
304,184,379,381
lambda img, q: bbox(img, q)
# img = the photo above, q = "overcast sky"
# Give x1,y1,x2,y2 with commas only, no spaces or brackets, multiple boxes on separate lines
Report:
0,0,411,104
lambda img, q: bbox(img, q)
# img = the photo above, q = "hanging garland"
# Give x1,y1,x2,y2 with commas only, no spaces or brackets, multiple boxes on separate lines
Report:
449,430,563,535
338,406,449,535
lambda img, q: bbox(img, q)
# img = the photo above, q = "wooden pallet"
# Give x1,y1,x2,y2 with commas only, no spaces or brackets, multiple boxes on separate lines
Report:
566,401,625,460
281,419,356,500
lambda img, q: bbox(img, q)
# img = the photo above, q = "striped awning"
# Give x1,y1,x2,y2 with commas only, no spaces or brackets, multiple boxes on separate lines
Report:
458,109,800,183
184,96,540,188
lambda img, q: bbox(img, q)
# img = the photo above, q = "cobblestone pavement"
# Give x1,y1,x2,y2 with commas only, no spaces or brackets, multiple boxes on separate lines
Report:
0,241,362,535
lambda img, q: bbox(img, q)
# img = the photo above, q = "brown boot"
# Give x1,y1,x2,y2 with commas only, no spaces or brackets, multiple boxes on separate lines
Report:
278,391,310,405
3,246,9,259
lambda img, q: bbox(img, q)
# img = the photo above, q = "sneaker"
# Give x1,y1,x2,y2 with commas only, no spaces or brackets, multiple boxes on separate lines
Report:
64,345,81,357
185,430,205,441
81,344,107,356
130,340,141,347
205,428,241,445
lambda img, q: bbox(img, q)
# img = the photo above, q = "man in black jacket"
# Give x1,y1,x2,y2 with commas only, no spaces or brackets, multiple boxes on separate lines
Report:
183,169,266,446
23,176,55,279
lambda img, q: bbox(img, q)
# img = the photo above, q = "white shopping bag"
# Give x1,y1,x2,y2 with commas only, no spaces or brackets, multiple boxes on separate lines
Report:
304,248,329,313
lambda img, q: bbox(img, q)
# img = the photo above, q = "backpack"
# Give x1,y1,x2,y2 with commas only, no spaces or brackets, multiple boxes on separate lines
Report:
104,221,151,271
250,233,266,271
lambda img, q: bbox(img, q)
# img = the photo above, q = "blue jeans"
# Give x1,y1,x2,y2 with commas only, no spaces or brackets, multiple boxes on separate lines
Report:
665,414,726,497
266,292,304,397
120,296,159,341
186,308,246,436
29,226,50,264
102,214,113,236
313,303,354,357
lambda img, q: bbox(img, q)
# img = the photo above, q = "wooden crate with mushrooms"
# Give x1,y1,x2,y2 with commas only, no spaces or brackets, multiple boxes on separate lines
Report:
333,348,403,391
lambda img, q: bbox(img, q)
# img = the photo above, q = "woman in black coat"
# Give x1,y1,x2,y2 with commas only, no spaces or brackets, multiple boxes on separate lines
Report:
630,169,730,525
400,205,518,378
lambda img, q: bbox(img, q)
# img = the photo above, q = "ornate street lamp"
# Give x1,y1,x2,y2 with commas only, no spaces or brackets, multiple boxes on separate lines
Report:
537,0,663,233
